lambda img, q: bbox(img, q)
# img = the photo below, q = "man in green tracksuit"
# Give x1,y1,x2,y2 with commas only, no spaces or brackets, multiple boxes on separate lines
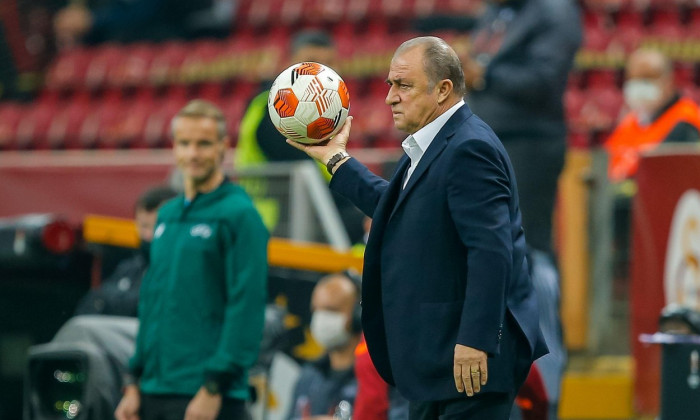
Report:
115,100,268,420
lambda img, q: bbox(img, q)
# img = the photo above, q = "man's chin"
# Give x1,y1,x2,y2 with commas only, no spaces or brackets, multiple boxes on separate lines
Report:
185,171,212,184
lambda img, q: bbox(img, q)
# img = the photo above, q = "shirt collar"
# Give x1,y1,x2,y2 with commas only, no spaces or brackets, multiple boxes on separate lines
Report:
403,100,465,160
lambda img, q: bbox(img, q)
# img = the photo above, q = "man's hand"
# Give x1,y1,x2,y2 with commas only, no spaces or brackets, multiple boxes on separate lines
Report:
114,384,141,420
453,344,488,397
184,387,223,420
286,116,353,172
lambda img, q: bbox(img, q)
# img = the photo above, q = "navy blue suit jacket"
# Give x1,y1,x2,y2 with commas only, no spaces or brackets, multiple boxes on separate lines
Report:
330,104,548,402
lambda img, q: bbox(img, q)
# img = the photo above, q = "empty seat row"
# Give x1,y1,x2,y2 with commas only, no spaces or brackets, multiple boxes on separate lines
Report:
234,0,482,29
0,86,408,151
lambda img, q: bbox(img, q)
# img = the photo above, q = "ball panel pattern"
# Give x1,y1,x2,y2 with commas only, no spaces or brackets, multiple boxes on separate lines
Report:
268,62,350,143
307,117,337,140
272,88,299,118
279,116,306,140
338,80,350,109
294,102,321,125
292,62,323,78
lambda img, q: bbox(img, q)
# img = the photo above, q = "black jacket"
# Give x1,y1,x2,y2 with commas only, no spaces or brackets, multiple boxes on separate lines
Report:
467,0,582,141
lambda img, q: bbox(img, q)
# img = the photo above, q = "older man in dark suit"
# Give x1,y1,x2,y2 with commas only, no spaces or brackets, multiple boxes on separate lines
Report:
287,36,547,419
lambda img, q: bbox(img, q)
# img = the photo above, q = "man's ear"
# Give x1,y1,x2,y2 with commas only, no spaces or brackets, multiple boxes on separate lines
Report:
219,135,230,163
437,79,454,104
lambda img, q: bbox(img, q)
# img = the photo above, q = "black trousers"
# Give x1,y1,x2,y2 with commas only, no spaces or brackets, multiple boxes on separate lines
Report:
140,393,250,420
409,316,533,420
501,137,566,255
408,392,515,420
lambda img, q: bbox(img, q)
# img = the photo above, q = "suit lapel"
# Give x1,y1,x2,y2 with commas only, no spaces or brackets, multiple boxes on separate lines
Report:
389,104,472,219
391,138,447,217
364,156,410,255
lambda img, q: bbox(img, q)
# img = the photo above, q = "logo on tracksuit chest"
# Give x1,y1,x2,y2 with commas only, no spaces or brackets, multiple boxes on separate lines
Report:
153,223,166,239
190,224,212,239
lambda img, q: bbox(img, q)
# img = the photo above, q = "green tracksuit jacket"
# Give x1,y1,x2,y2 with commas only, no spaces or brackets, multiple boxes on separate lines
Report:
129,181,268,400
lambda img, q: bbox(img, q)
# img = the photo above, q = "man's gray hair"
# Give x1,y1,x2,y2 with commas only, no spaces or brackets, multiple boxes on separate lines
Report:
394,36,467,98
171,99,228,140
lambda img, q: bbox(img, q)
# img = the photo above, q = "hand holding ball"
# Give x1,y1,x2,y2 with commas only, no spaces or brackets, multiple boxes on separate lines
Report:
267,62,350,144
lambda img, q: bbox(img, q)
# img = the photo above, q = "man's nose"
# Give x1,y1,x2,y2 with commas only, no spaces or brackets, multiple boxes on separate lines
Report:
385,86,398,105
184,144,199,158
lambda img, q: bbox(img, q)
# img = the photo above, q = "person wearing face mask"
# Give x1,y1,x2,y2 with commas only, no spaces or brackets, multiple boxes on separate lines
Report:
74,185,177,317
287,273,362,420
605,48,700,182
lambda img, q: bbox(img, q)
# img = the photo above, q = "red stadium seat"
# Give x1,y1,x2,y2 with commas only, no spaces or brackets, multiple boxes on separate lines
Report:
582,13,613,51
85,44,126,92
0,102,24,150
649,8,684,40
44,47,91,92
46,95,91,149
148,42,189,87
580,84,624,133
564,87,586,130
106,43,155,89
77,98,117,149
317,0,346,22
674,63,695,86
179,40,225,85
346,0,371,21
15,99,57,150
610,9,644,52
247,0,276,27
142,97,187,148
220,95,249,145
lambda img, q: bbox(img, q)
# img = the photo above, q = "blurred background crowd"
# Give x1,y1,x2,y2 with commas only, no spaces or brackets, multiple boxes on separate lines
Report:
2,0,700,419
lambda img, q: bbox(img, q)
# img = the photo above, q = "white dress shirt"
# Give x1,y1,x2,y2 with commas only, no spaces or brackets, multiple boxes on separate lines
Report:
401,100,465,188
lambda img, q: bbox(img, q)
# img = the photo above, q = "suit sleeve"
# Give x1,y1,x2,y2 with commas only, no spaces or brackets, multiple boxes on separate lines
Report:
329,157,389,217
203,206,269,388
446,139,513,355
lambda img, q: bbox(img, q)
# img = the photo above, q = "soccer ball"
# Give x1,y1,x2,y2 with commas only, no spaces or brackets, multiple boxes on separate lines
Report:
267,62,350,144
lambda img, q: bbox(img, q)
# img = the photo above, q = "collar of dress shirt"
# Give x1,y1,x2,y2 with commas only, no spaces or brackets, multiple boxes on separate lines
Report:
402,100,465,162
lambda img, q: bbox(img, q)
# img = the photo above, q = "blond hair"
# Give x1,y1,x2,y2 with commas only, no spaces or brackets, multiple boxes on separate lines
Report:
171,99,228,140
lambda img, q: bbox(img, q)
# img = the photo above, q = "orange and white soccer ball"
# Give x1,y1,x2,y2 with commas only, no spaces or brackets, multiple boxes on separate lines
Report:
267,62,350,144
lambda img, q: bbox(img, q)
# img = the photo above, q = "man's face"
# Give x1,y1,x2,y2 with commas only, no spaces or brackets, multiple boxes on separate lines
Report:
135,208,158,243
172,116,226,186
385,47,441,134
624,53,672,118
311,278,356,327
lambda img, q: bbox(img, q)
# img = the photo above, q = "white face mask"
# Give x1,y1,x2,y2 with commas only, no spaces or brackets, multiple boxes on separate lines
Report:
310,310,351,350
623,79,662,122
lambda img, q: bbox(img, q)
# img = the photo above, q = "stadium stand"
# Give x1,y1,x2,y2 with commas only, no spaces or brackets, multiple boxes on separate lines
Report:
1,0,699,152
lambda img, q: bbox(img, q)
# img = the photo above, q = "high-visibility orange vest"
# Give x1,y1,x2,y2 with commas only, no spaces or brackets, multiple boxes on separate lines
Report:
604,97,700,181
